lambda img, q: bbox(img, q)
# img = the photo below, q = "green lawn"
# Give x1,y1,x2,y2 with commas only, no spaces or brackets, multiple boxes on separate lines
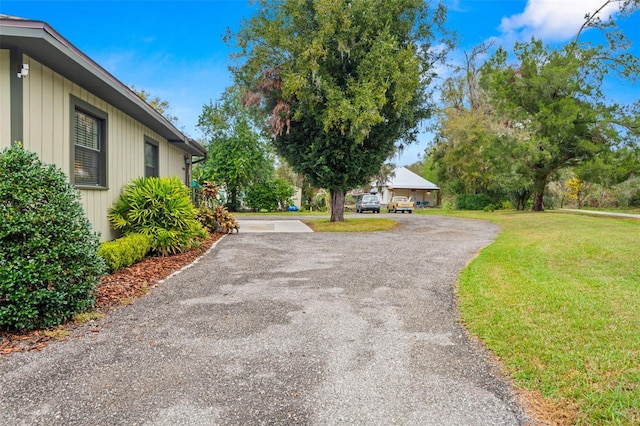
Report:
417,209,639,424
304,217,396,232
561,207,640,215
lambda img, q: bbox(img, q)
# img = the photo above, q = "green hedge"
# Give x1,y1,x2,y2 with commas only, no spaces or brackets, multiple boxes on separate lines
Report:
457,193,494,210
0,145,106,330
98,233,153,273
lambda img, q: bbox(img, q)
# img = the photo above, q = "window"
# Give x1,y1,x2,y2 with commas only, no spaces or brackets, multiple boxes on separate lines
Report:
145,137,159,177
72,98,107,187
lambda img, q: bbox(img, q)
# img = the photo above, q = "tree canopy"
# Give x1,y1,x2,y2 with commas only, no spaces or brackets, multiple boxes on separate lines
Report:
229,0,451,220
480,40,622,211
197,90,273,211
429,0,639,211
130,85,179,124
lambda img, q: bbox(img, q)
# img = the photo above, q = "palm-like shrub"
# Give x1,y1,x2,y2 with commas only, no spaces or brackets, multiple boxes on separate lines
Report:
108,176,206,255
0,145,106,330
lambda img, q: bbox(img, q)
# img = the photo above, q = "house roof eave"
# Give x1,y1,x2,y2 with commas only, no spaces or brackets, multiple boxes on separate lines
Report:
0,16,202,154
169,138,208,157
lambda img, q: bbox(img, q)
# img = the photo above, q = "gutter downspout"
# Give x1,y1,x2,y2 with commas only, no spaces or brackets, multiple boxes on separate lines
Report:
10,48,23,146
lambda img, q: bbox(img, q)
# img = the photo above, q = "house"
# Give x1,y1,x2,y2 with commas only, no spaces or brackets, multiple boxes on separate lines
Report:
374,166,440,207
0,15,207,241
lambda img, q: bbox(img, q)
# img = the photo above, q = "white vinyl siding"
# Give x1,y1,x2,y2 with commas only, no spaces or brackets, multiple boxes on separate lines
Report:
165,143,187,182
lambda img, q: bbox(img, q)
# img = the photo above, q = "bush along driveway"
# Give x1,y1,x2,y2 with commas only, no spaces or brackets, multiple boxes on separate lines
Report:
0,215,531,425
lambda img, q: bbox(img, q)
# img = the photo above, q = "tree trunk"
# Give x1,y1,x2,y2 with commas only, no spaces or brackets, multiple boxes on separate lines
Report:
531,177,547,212
228,188,240,212
532,191,544,211
531,169,551,212
329,189,345,222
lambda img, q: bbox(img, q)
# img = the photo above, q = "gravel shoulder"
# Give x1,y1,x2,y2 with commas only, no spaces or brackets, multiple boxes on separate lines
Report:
1,214,532,425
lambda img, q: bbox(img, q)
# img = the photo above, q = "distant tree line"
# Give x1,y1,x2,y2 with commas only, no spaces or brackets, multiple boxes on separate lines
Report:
424,0,640,211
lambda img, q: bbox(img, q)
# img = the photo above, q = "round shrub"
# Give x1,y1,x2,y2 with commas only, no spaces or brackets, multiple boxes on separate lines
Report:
483,204,496,212
107,176,206,256
0,145,106,331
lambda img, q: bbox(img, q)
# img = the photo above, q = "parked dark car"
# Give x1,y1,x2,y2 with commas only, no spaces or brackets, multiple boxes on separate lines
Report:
356,194,381,213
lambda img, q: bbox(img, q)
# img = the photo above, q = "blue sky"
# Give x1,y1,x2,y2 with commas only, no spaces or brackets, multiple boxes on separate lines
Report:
2,0,639,166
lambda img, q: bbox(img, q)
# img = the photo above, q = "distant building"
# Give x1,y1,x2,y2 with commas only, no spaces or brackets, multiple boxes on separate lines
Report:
374,167,440,207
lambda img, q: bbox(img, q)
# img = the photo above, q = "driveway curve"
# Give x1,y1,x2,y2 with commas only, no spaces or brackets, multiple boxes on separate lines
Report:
1,214,531,425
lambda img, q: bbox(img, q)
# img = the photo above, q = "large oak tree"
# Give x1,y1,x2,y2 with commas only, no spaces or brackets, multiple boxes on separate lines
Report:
228,0,451,220
479,1,639,211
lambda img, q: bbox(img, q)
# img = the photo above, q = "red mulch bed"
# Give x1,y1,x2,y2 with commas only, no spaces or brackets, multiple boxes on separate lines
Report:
0,233,225,356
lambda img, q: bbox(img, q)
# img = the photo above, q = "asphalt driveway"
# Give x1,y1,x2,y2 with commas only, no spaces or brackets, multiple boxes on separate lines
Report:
1,214,531,425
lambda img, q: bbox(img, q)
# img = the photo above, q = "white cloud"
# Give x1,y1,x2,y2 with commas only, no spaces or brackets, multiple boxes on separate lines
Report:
445,0,467,13
499,0,622,42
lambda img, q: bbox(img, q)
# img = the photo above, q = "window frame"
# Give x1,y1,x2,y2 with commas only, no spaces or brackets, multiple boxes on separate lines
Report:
70,96,108,189
144,136,159,178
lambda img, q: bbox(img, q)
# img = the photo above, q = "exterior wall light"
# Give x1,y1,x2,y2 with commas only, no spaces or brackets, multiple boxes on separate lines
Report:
17,63,29,78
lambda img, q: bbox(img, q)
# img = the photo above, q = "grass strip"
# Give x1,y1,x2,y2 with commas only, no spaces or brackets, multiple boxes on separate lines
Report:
304,218,396,232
